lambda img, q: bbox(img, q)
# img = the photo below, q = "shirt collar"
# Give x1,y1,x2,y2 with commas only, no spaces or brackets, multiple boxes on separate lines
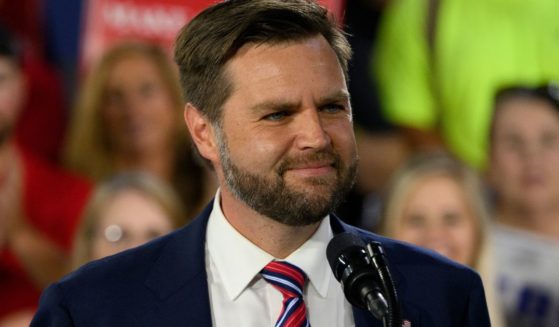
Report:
284,215,332,298
206,189,332,300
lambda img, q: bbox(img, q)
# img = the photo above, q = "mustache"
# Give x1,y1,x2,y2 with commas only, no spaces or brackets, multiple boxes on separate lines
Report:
277,150,341,175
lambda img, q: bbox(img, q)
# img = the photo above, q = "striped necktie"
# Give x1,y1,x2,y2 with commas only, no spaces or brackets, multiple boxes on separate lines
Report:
261,261,311,327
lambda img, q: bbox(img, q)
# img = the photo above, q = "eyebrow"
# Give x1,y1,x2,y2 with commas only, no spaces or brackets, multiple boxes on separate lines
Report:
317,90,351,106
249,89,351,114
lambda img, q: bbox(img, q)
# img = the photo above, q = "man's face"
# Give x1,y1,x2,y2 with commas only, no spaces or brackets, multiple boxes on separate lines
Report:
490,97,559,212
0,57,24,144
212,36,358,226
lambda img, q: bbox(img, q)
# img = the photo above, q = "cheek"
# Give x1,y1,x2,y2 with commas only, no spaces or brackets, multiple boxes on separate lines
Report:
226,126,291,170
330,123,357,153
90,238,116,261
156,107,179,138
491,153,521,184
493,148,520,169
449,221,477,255
153,94,176,119
397,222,425,245
102,105,124,132
543,148,559,165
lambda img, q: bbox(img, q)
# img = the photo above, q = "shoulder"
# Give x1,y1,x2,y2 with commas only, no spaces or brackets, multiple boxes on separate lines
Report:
33,209,213,325
349,224,482,286
33,230,181,325
19,146,92,205
39,206,211,306
19,146,93,249
333,219,489,324
20,148,91,191
56,231,173,299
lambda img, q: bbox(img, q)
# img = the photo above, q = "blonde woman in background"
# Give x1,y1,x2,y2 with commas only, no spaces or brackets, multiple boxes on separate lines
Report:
64,42,216,223
379,152,503,327
72,172,184,269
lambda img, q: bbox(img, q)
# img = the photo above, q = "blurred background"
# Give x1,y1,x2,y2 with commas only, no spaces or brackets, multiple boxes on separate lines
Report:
1,0,559,326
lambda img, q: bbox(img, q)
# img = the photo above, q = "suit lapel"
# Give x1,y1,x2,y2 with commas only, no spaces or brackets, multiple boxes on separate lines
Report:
140,208,413,326
144,203,214,326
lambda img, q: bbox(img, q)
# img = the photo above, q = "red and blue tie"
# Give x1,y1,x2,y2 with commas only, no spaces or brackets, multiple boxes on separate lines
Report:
261,261,311,327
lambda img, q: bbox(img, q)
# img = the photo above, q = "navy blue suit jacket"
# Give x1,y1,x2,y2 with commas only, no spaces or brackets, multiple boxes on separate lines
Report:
31,203,490,326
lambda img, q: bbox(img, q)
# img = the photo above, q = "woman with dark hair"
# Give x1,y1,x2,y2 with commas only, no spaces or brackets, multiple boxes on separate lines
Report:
488,83,559,327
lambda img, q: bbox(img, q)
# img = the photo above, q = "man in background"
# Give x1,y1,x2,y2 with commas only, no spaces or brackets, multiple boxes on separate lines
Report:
0,25,91,326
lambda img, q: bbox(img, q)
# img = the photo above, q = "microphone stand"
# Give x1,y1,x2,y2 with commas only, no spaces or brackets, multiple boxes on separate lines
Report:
366,242,402,327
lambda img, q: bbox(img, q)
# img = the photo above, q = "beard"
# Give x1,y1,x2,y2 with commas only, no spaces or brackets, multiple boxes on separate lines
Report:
216,130,358,226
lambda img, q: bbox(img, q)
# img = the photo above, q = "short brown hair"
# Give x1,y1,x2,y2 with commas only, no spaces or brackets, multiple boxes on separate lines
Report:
489,82,559,143
174,0,351,124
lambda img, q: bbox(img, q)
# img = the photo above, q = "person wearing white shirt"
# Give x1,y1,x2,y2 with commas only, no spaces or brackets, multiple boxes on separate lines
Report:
31,1,491,326
206,190,355,326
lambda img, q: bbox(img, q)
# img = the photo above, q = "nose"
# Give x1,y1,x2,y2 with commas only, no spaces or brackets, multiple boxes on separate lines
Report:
294,108,331,150
123,94,148,115
423,224,450,253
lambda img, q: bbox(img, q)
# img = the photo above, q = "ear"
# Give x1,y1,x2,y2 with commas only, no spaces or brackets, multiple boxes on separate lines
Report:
184,103,219,164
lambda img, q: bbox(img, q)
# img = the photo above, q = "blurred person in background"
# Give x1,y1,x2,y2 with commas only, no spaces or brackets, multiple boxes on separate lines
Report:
64,42,216,223
488,84,559,326
72,172,184,269
0,1,73,164
335,0,411,230
379,152,503,326
374,0,559,170
0,25,91,326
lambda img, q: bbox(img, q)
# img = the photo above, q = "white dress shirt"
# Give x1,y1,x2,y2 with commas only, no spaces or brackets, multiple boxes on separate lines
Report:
205,190,355,327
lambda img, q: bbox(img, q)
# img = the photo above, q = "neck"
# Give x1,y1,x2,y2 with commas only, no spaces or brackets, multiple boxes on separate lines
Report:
497,204,559,239
114,147,174,181
219,187,321,259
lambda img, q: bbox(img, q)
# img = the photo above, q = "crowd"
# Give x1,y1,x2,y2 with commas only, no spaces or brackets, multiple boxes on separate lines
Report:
1,0,558,326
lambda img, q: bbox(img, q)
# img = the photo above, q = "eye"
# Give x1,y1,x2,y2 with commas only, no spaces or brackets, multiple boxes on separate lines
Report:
139,82,157,98
502,134,524,153
106,91,124,107
262,111,290,121
321,103,347,114
404,214,427,229
442,212,462,227
541,131,559,149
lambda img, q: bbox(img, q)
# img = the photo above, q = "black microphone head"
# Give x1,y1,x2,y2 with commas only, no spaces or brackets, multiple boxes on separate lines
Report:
326,232,389,319
326,232,367,279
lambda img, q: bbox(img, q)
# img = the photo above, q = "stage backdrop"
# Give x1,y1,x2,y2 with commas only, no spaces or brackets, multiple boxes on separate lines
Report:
80,0,345,71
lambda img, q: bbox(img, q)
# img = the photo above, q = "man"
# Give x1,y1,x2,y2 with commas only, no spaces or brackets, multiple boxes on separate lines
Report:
0,25,91,325
31,1,490,326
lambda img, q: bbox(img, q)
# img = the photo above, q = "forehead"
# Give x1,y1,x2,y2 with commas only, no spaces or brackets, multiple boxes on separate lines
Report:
494,97,559,132
410,173,462,195
99,190,168,225
221,35,347,109
106,54,162,82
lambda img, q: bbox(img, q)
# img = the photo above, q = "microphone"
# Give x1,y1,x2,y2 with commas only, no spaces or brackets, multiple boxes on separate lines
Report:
326,232,389,320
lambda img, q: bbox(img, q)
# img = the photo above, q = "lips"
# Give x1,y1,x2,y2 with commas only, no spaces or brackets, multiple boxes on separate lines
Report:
282,162,336,179
286,161,335,170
